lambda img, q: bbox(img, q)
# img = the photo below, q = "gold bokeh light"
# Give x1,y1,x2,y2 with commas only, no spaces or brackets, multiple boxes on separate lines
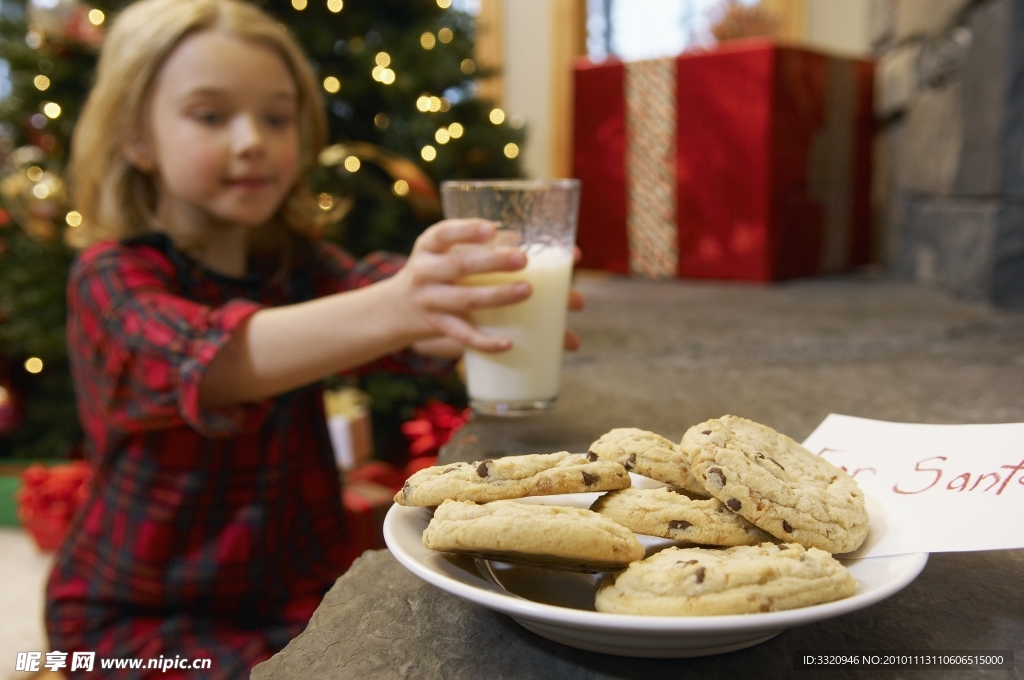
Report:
393,179,410,196
489,108,505,125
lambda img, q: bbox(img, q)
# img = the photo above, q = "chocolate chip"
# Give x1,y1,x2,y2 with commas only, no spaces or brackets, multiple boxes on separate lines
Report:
625,453,636,470
782,520,793,533
668,520,692,531
441,468,456,474
768,457,785,471
402,483,411,501
582,471,599,485
778,544,789,550
675,559,698,566
706,467,726,489
726,498,741,512
701,429,711,435
694,567,705,583
586,451,598,462
476,461,490,477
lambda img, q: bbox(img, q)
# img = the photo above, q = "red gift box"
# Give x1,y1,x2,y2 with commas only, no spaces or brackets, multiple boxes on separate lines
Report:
573,40,874,281
16,462,92,551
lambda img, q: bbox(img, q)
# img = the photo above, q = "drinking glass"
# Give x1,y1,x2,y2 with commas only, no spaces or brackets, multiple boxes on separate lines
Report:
441,179,581,416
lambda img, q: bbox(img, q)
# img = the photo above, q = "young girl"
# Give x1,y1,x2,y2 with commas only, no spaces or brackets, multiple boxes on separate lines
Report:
46,0,581,677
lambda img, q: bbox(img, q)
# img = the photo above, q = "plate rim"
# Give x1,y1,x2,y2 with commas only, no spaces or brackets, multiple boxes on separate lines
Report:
383,502,929,634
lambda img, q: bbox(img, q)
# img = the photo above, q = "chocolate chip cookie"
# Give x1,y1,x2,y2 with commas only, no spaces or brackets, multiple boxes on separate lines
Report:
590,487,774,546
595,542,856,615
394,451,631,507
589,428,708,496
680,416,868,554
422,499,646,570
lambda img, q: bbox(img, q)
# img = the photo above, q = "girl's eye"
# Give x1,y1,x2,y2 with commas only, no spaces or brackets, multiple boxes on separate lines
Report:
266,114,293,129
193,110,224,125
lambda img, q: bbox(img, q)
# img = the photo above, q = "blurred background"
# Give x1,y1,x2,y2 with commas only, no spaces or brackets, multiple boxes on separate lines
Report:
0,0,1019,528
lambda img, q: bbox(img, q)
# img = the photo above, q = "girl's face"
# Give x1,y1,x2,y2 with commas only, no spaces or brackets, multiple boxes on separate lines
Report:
137,30,301,230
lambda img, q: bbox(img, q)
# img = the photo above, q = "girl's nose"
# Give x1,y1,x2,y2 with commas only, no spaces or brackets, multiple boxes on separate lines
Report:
231,114,265,157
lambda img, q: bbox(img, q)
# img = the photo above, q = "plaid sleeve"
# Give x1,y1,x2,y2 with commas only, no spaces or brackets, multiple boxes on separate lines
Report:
67,243,268,438
313,241,457,377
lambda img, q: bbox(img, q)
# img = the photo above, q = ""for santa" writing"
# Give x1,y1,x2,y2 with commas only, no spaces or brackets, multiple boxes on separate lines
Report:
892,457,1024,495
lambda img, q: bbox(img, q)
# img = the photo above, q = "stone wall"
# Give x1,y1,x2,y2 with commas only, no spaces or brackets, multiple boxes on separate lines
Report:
872,0,1024,307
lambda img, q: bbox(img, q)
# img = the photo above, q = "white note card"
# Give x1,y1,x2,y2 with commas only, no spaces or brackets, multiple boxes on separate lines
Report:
803,414,1024,559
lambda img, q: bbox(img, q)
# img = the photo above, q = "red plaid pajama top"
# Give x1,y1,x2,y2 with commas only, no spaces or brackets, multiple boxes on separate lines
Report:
46,233,413,679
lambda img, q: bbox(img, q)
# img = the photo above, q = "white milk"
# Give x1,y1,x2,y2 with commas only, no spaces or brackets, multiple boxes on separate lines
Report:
462,245,574,404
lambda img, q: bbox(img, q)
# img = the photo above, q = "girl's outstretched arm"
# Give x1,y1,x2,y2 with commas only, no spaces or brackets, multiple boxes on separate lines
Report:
198,220,527,408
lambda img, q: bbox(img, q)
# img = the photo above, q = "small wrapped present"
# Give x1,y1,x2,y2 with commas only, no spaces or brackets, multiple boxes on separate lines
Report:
324,387,373,470
16,461,91,551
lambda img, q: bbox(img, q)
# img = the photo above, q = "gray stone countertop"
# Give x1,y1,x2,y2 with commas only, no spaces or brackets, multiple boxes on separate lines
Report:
255,273,1024,679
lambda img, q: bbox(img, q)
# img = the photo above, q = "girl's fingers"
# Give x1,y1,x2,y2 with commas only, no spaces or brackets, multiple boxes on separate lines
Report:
568,289,585,311
417,281,531,313
564,328,581,351
431,314,512,352
411,337,465,359
412,245,526,282
414,220,497,254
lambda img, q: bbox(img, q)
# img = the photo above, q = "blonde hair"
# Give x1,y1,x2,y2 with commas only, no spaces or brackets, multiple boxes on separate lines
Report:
68,0,327,252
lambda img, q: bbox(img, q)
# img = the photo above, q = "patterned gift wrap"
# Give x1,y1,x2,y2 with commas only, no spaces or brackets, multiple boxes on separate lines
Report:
573,39,874,282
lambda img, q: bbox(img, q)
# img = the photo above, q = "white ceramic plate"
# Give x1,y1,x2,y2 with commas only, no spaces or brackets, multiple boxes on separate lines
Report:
383,477,928,658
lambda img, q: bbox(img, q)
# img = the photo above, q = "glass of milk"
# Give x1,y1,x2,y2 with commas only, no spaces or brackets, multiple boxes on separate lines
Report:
441,179,580,416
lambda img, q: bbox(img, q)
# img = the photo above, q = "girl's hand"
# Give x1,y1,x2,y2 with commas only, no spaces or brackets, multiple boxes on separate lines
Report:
391,219,530,353
411,245,587,358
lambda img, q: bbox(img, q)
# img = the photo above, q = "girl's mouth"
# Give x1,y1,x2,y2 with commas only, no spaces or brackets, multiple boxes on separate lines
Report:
225,177,273,190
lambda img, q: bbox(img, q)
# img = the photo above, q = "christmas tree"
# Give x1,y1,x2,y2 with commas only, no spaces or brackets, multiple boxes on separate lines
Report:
0,0,525,462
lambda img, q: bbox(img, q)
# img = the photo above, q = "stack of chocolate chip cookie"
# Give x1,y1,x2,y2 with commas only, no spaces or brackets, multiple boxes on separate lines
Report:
395,450,646,571
397,416,868,616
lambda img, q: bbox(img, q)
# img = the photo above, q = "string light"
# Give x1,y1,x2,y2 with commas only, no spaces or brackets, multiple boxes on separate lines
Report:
438,28,454,43
416,96,431,112
375,52,391,67
439,97,451,112
25,358,43,374
380,69,395,84
327,0,344,12
343,156,361,172
372,66,384,80
323,77,341,93
435,128,450,144
25,31,42,49
393,179,410,196
460,59,475,74
33,184,50,199
421,145,437,161
420,32,436,49
504,143,519,159
348,37,364,53
88,9,105,25
34,75,50,91
489,108,505,124
318,193,334,210
428,96,441,112
291,0,307,9
66,211,83,227
26,166,43,182
510,114,526,129
437,0,452,7
42,102,61,119
374,113,390,129
448,122,464,138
